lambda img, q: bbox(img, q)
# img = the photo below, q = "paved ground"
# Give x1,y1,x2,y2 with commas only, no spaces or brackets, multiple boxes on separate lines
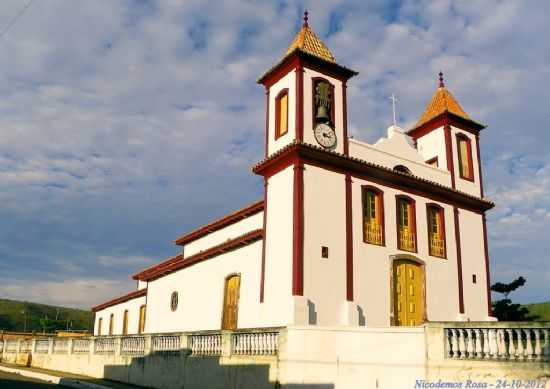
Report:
0,370,56,388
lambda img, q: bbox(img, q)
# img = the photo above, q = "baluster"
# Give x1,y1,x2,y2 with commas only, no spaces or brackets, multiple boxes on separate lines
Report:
481,329,489,359
544,329,550,360
466,329,474,359
497,329,506,359
489,329,498,359
445,330,452,358
451,329,459,359
515,329,524,361
474,329,483,359
524,329,533,360
458,329,467,359
506,329,516,360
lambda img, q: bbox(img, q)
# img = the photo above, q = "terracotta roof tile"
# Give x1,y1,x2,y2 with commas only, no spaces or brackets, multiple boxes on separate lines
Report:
415,86,470,128
284,25,335,63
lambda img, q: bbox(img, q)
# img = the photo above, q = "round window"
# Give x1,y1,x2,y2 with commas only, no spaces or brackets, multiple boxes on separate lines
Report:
170,291,178,311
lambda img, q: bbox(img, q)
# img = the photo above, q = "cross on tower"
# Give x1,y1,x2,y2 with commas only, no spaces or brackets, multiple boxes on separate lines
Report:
389,94,398,126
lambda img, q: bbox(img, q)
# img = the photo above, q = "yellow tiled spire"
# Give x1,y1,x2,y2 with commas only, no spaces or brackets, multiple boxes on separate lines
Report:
284,10,336,63
414,72,470,128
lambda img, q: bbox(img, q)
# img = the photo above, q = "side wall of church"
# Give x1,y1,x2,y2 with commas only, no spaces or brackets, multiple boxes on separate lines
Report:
184,212,263,257
458,209,489,319
94,295,146,336
302,164,348,325
261,165,295,326
302,68,345,155
145,241,263,333
350,177,463,326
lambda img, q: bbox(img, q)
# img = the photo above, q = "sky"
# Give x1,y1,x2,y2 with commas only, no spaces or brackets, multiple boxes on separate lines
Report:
0,0,548,309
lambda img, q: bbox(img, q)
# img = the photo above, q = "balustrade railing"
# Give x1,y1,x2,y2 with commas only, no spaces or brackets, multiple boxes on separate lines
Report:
232,332,278,355
5,340,17,353
94,337,117,354
19,340,32,353
429,235,445,257
189,334,222,355
72,338,91,354
445,327,550,361
121,336,145,355
0,340,3,354
152,335,180,353
53,339,69,354
398,227,416,252
365,222,383,245
35,339,50,354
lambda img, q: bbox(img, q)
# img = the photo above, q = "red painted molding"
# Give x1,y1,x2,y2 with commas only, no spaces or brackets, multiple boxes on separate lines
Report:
258,50,357,88
138,230,264,282
260,179,268,303
361,185,385,246
444,125,456,189
408,111,485,139
174,200,264,246
92,288,147,312
476,134,485,198
132,253,183,281
252,142,494,213
456,133,475,182
453,207,465,314
292,161,305,296
274,88,289,140
264,88,270,158
395,195,418,253
482,213,492,316
296,62,304,142
345,174,353,301
342,81,349,156
426,203,447,259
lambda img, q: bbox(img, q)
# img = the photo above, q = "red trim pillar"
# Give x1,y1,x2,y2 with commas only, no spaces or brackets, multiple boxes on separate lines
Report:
482,213,492,316
260,178,268,303
345,174,353,301
295,61,304,142
264,88,270,158
444,124,456,189
342,81,349,156
475,134,485,198
292,161,304,296
453,206,465,314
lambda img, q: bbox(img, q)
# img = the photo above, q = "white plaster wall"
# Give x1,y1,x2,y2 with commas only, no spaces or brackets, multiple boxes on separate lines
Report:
416,126,448,168
145,241,263,333
261,165,295,326
137,280,147,290
350,177,463,327
458,209,490,320
349,138,452,186
303,68,345,154
451,127,481,197
94,295,146,336
302,164,348,325
268,71,296,156
184,212,263,257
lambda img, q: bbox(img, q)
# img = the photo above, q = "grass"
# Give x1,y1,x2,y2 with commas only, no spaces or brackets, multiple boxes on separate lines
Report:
523,301,550,321
0,298,92,333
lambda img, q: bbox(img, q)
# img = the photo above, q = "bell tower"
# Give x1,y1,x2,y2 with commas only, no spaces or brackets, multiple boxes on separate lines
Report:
255,12,358,327
257,11,357,158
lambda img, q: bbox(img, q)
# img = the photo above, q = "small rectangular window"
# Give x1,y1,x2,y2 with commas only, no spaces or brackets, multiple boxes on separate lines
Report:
472,274,477,284
275,90,288,139
321,246,329,258
457,134,473,180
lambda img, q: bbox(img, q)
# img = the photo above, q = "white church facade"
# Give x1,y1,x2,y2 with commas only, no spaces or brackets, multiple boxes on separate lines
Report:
92,15,495,336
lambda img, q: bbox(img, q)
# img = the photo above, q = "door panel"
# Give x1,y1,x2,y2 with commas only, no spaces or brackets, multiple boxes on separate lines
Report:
393,260,424,326
222,275,241,330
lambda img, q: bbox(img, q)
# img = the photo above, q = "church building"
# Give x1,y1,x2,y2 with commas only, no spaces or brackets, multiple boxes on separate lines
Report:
92,13,495,336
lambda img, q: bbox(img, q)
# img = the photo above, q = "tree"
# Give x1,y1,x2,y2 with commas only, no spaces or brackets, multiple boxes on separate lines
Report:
491,276,539,321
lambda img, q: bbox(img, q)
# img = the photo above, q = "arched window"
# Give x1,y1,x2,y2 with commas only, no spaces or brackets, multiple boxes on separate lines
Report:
275,89,289,139
138,305,146,334
396,195,417,252
427,204,446,258
362,186,384,245
122,310,129,335
108,314,114,336
393,165,412,175
456,133,473,180
97,318,103,336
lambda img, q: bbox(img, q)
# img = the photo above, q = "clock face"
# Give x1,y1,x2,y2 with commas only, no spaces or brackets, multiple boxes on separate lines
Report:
314,123,337,149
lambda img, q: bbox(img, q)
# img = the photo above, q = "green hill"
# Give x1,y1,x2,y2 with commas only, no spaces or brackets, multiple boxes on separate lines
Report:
524,301,550,321
0,298,92,333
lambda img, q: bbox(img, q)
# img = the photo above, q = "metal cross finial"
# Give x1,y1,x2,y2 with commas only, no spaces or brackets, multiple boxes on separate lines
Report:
389,94,398,126
439,71,445,88
303,10,309,27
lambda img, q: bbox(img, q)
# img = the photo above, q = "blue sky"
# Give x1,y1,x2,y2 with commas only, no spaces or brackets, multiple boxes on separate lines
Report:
0,0,548,308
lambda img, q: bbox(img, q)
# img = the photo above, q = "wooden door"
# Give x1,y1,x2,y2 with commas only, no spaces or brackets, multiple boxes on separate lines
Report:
122,310,129,335
393,260,424,326
222,274,241,330
138,305,146,334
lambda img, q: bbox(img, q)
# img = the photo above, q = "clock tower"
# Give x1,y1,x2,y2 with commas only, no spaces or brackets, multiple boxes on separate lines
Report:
255,12,358,326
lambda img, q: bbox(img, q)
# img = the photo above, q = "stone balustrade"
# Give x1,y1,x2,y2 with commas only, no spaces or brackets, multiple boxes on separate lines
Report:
151,334,181,353
120,336,146,355
444,325,550,361
232,331,279,355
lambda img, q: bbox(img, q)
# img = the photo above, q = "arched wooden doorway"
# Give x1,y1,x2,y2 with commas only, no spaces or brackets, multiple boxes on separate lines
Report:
221,274,241,330
392,258,425,326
